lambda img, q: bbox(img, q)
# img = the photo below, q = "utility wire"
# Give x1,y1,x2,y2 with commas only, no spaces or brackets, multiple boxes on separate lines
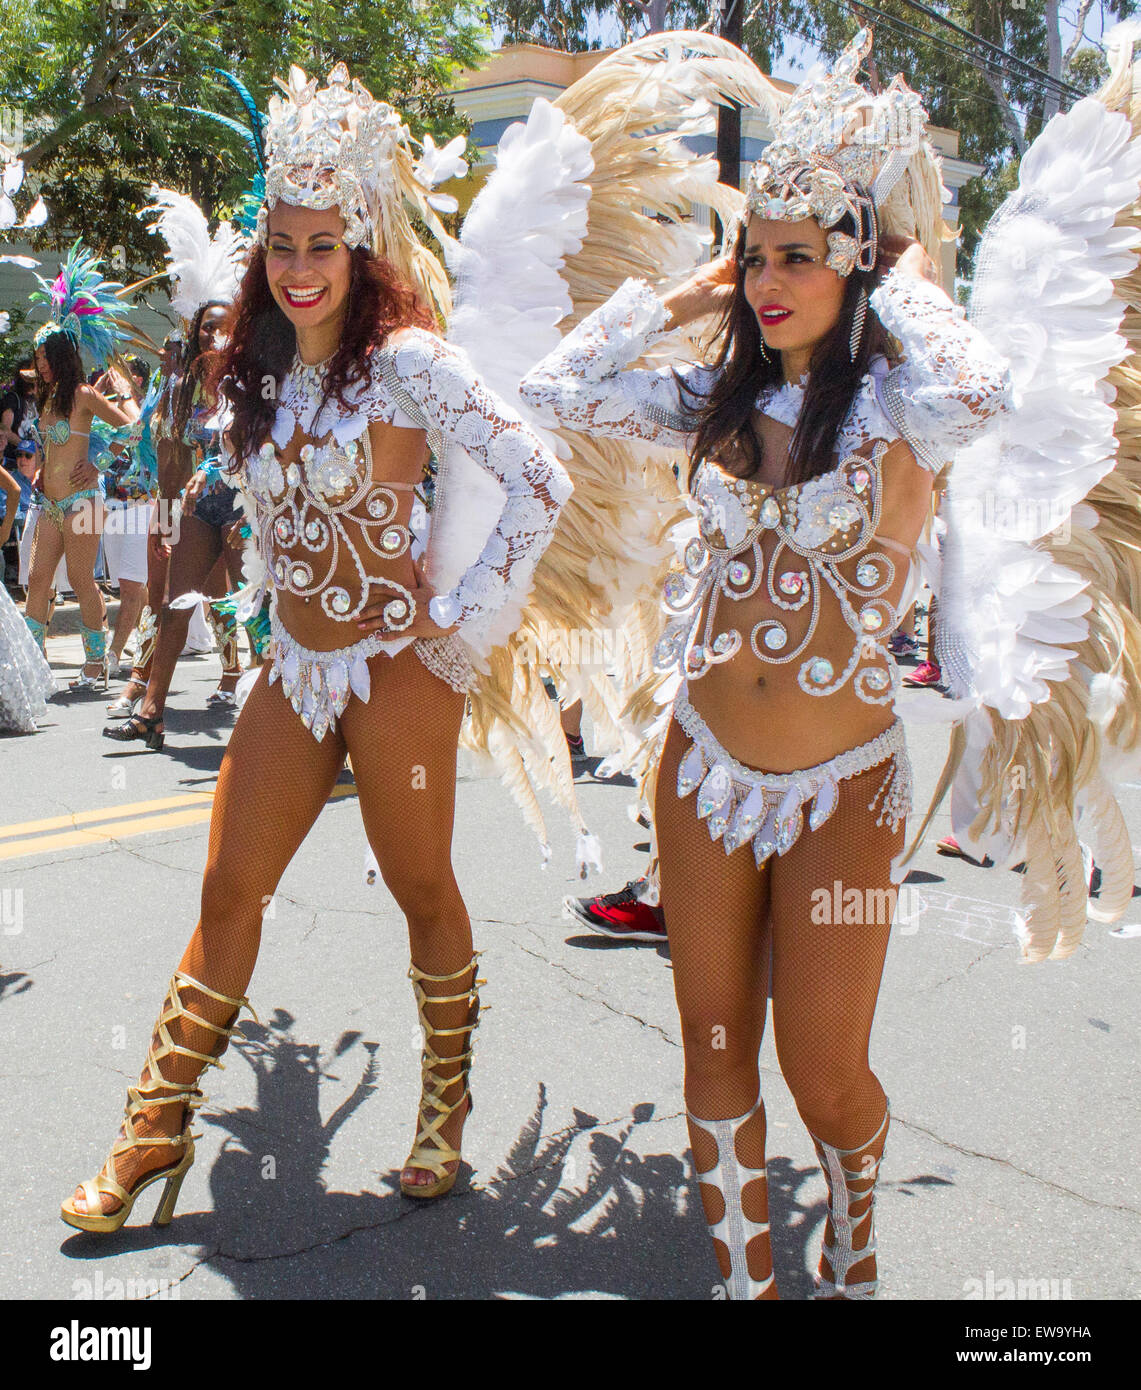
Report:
894,0,1085,98
848,0,1082,101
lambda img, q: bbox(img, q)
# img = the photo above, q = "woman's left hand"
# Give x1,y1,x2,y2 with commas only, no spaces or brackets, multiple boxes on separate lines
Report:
881,235,940,284
356,558,457,641
69,460,99,489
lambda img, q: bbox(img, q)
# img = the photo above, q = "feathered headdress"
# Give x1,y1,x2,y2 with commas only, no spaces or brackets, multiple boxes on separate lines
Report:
140,185,247,328
744,26,947,273
177,68,268,240
29,241,139,365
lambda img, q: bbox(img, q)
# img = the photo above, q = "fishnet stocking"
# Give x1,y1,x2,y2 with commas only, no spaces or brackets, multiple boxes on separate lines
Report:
137,513,243,722
655,714,905,1299
769,760,901,1295
655,718,775,1298
70,644,471,1214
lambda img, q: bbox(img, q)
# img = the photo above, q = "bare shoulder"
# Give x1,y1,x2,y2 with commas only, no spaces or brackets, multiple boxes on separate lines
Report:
879,437,934,521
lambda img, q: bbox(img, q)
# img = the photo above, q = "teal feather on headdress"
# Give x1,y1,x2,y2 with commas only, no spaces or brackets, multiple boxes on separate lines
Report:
29,240,135,368
177,69,267,237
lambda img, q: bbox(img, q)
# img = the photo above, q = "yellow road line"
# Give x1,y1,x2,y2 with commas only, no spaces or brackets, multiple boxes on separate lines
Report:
0,793,214,840
0,783,358,861
0,808,216,859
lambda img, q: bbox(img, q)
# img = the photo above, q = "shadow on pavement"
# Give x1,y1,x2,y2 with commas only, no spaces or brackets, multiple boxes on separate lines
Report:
58,1014,951,1299
0,967,33,1003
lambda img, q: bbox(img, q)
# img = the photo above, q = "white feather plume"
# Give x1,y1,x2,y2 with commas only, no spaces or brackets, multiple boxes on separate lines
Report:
142,185,247,323
932,92,1141,959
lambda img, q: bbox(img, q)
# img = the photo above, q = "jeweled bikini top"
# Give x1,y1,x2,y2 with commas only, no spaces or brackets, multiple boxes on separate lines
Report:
242,396,419,628
230,330,572,643
655,442,906,704
40,417,91,448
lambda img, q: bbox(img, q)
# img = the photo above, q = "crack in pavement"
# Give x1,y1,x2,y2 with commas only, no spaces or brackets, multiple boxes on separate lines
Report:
914,942,1007,993
892,1114,1141,1216
512,940,679,1047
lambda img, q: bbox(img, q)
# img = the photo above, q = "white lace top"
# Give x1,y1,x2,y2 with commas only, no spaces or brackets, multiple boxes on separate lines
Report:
518,271,1012,470
234,327,572,636
519,271,1013,701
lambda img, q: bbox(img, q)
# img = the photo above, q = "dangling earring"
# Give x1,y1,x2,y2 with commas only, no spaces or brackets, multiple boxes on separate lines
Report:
849,286,868,364
758,336,770,364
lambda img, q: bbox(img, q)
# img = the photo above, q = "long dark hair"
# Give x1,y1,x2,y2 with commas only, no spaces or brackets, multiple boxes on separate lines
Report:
211,243,435,467
686,190,891,491
172,300,227,440
34,332,84,421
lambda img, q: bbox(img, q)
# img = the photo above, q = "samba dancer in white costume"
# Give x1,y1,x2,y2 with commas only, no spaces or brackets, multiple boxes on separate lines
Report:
59,32,788,1235
61,62,571,1229
521,27,1141,1297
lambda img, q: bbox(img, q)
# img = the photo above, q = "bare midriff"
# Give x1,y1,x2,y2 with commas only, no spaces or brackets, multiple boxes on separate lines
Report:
41,413,100,503
268,416,430,653
682,419,918,774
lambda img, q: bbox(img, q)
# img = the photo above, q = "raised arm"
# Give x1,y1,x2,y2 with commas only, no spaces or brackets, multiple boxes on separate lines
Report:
519,276,716,448
78,383,137,430
386,330,573,634
871,266,1013,473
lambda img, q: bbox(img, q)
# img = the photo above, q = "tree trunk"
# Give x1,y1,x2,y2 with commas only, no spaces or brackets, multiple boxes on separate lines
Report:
629,0,674,32
1043,0,1063,121
716,0,743,191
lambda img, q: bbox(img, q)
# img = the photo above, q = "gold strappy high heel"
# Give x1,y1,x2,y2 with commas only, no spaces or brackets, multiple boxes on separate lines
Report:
401,954,484,1201
60,971,255,1234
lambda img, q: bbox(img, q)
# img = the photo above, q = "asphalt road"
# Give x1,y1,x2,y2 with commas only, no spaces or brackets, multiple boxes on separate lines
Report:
2,603,1138,1303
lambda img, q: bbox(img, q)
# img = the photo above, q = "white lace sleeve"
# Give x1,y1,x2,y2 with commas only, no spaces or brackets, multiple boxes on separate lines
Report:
386,330,572,632
871,269,1013,473
519,277,712,446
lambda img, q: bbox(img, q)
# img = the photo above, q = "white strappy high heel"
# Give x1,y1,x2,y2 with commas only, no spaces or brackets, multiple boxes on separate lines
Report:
688,1097,775,1299
809,1103,890,1300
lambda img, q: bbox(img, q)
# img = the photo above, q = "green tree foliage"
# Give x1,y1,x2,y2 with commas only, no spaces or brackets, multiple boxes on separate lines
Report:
484,1,1134,271
0,1,489,273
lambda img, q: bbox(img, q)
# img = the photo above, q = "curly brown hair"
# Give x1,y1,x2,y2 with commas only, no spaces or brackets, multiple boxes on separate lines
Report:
210,244,436,467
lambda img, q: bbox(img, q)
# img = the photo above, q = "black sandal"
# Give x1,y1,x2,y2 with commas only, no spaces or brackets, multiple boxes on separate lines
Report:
102,713,165,751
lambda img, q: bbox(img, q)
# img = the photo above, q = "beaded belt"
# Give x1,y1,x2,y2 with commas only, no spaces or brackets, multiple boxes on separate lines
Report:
268,610,473,742
672,684,911,865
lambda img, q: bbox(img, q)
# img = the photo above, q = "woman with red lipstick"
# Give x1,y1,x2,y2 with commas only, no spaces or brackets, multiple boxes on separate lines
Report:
521,30,1012,1298
61,63,570,1232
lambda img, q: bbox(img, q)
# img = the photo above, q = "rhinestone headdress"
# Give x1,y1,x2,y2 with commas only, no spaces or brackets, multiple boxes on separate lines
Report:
745,28,937,276
254,63,466,318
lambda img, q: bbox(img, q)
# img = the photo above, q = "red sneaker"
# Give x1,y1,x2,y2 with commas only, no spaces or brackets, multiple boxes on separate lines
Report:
566,877,666,941
903,660,943,688
935,835,993,868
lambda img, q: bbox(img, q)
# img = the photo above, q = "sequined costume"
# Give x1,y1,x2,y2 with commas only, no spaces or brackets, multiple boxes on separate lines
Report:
520,259,1010,1302
520,269,1011,864
230,331,571,741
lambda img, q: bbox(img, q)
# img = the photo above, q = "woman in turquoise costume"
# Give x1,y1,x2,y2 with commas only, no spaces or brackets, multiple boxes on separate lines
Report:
23,243,140,689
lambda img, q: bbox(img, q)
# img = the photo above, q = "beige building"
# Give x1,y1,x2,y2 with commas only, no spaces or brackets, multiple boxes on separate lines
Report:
449,43,980,286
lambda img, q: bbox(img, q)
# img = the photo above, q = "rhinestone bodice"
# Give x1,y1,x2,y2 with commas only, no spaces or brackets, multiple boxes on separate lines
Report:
694,453,877,557
656,441,906,702
228,333,571,645
242,424,418,625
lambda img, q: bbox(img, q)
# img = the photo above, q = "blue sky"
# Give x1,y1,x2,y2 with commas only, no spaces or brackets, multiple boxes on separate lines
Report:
495,2,1120,86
